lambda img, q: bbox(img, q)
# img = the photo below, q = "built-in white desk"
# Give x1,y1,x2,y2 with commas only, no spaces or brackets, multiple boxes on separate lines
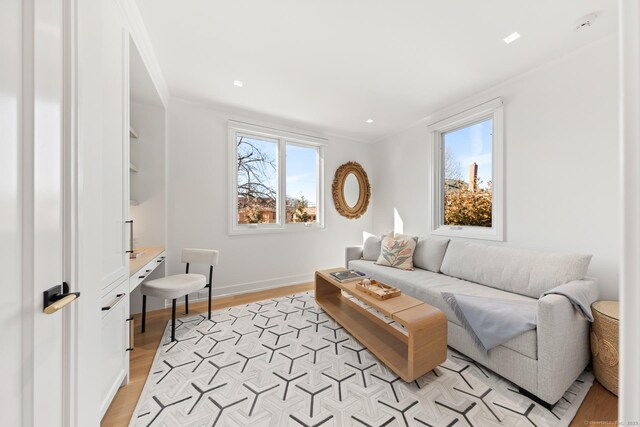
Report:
129,246,165,292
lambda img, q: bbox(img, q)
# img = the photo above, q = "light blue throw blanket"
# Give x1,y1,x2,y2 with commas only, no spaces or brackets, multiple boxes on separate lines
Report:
442,281,597,353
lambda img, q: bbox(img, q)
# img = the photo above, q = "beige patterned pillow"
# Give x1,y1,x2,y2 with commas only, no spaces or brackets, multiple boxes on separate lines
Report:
375,235,418,270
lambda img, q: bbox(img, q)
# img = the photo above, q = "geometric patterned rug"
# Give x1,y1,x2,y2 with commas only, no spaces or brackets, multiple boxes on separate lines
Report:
130,291,592,427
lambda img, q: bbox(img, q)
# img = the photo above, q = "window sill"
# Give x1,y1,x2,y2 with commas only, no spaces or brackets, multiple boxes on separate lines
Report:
431,225,504,242
228,223,326,236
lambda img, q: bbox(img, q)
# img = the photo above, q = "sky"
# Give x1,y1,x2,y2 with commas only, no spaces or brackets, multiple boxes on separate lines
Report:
237,136,317,204
286,144,317,204
443,118,493,187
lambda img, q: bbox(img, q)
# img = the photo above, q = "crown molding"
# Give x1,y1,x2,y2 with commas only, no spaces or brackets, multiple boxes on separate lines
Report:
169,97,377,145
114,0,170,106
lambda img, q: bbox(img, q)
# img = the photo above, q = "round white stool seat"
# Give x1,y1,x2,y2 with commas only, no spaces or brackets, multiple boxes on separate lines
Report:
141,273,206,300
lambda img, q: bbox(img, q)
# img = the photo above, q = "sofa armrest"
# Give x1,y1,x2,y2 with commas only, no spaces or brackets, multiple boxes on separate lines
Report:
345,246,363,268
536,279,597,404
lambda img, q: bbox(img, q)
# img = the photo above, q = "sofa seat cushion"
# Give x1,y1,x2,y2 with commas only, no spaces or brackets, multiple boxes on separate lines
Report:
141,273,206,300
348,260,538,359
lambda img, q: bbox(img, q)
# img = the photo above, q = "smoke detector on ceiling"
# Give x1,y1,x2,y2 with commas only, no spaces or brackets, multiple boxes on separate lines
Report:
575,13,598,32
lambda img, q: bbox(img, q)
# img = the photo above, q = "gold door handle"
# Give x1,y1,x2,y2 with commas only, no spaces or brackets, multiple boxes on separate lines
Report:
44,294,78,314
43,283,81,314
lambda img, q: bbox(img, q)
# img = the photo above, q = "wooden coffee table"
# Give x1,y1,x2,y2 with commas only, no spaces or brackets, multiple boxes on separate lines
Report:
315,268,447,382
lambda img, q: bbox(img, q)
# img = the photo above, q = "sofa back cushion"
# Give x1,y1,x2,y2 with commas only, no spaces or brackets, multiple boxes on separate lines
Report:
413,238,450,273
440,241,592,298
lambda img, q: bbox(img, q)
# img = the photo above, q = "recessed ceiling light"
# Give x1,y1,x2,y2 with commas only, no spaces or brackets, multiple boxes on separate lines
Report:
503,32,521,44
233,80,243,87
365,118,374,124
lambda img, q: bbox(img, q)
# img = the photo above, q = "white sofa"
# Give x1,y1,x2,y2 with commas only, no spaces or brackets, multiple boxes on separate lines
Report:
345,238,598,406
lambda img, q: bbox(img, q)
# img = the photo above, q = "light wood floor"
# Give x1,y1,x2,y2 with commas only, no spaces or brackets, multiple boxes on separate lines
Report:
101,283,314,427
101,283,618,426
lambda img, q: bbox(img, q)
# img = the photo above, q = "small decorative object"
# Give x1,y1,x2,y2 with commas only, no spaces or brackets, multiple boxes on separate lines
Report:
332,161,371,219
356,279,401,300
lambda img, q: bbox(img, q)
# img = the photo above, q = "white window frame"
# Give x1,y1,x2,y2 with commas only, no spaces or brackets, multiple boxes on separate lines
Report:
228,121,325,235
429,98,504,241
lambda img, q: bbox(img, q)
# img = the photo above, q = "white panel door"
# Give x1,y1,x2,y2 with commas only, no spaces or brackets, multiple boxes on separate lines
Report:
2,0,71,425
101,0,130,290
32,1,66,422
0,0,28,425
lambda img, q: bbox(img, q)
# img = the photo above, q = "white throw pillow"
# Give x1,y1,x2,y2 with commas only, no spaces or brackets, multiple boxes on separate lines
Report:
413,238,451,273
363,236,382,261
362,231,392,261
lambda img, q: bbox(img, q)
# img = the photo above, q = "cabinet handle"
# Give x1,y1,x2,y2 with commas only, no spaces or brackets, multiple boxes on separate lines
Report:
138,275,145,279
125,220,133,253
126,317,134,351
102,293,126,311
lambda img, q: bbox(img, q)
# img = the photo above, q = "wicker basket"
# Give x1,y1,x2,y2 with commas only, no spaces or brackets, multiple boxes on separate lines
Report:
590,301,619,396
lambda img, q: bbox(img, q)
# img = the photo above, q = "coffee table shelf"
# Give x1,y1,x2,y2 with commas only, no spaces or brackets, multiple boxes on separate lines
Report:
318,294,410,377
315,269,447,382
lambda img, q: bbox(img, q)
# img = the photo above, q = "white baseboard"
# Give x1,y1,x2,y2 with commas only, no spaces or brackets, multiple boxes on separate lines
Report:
164,273,314,307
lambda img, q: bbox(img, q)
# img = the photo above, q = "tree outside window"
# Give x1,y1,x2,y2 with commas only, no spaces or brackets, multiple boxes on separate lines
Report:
442,118,493,228
232,128,323,232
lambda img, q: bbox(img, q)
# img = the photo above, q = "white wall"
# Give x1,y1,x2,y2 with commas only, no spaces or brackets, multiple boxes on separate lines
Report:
129,101,167,314
372,36,620,299
166,101,375,297
129,101,166,248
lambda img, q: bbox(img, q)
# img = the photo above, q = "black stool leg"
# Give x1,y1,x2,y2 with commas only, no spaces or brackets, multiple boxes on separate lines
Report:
185,294,189,314
171,299,177,342
207,265,213,320
141,295,147,333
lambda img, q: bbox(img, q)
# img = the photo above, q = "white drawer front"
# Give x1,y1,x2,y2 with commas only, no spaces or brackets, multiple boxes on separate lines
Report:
130,252,165,292
100,280,129,418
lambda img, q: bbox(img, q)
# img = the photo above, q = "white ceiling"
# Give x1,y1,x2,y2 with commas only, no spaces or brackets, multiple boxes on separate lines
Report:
136,0,616,142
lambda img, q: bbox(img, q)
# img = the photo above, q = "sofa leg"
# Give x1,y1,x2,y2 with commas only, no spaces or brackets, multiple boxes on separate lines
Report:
518,387,555,410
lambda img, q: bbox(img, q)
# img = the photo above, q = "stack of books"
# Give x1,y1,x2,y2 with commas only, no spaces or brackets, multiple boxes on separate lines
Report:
329,269,366,283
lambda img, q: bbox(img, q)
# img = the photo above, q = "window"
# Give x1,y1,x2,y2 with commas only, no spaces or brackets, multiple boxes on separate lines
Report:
429,98,504,241
286,143,319,224
229,121,324,234
236,134,279,225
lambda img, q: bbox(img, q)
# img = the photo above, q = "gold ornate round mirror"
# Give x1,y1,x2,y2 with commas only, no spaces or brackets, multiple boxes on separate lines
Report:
332,161,371,219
